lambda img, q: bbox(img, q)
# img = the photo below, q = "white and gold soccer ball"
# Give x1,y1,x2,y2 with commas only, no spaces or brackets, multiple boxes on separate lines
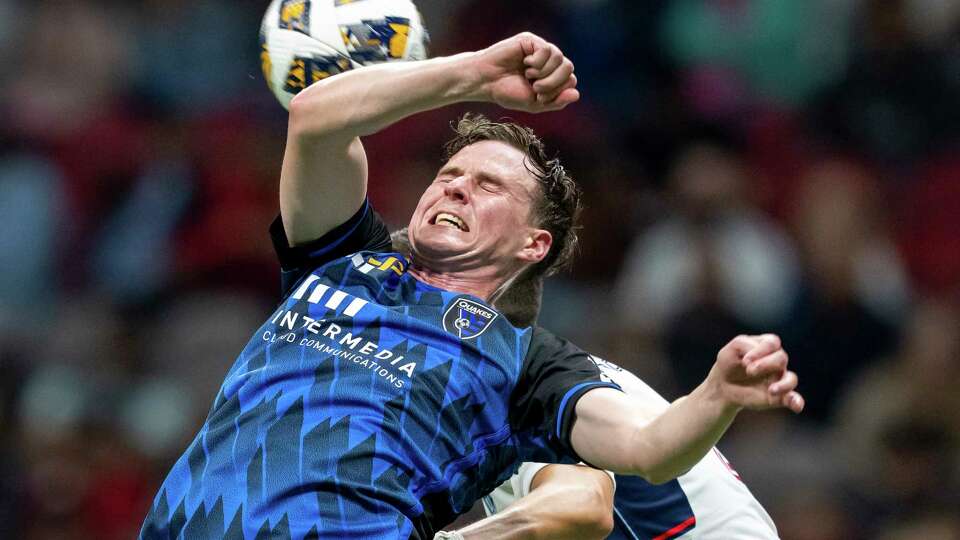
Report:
260,0,428,110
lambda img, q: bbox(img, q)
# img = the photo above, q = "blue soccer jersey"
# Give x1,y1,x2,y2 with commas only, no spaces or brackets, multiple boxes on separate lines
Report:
140,201,619,540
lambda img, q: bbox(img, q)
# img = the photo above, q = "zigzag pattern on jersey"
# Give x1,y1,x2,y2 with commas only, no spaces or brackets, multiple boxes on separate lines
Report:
142,252,540,539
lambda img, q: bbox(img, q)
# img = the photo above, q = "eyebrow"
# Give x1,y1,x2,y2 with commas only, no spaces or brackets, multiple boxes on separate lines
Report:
437,164,462,177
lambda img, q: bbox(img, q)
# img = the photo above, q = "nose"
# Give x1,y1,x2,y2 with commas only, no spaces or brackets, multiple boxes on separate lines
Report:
443,175,470,203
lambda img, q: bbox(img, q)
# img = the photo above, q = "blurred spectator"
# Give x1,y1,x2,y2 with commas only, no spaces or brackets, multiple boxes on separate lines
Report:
4,0,133,139
781,158,906,422
145,291,273,411
614,130,801,394
813,0,959,164
617,132,800,334
832,297,960,532
89,158,193,305
132,0,261,116
0,154,63,328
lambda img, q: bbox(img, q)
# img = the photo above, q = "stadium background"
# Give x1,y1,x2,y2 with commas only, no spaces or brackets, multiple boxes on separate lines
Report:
1,0,959,538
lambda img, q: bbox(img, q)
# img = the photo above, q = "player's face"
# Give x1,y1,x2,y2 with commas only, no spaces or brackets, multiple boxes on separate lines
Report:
408,140,549,273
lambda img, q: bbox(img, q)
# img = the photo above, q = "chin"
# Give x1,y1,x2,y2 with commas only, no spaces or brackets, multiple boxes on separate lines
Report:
411,228,470,259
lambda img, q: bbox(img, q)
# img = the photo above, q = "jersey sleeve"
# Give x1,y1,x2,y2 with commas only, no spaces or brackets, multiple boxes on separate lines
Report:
509,327,622,464
270,199,392,296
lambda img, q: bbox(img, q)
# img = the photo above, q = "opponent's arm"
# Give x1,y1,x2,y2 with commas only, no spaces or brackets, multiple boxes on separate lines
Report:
449,465,614,540
572,334,804,483
281,32,579,245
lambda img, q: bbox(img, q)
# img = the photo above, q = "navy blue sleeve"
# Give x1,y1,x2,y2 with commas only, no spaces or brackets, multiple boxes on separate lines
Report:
509,327,622,464
270,200,392,297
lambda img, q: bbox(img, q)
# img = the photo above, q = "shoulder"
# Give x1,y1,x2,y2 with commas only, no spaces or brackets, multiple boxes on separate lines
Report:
525,327,588,360
272,200,393,296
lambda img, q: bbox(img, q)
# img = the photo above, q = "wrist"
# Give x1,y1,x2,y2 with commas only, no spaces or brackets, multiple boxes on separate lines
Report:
693,378,742,418
449,51,490,103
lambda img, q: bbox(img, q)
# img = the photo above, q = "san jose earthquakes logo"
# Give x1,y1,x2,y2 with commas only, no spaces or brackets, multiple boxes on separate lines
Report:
443,298,498,340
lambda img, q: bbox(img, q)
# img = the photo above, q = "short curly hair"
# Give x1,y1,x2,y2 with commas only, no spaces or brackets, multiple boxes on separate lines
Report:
443,114,582,279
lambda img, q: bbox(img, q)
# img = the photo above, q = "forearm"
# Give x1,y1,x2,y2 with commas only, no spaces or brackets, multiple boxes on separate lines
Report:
287,53,484,140
627,383,738,483
573,386,739,483
280,53,487,242
457,477,612,540
456,506,538,540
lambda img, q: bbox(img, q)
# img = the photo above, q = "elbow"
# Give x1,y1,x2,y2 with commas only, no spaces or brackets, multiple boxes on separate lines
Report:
575,486,615,539
583,506,615,539
642,471,678,486
634,455,689,485
543,478,614,540
628,460,685,486
287,90,341,139
637,462,694,485
287,93,320,137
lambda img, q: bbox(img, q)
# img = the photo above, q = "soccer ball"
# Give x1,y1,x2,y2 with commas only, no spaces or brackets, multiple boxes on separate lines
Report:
260,0,428,110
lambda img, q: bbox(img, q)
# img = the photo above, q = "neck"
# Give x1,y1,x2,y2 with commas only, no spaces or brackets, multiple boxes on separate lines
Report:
407,256,518,302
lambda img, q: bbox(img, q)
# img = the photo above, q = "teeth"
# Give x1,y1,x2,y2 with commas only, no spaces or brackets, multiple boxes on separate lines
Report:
436,212,465,231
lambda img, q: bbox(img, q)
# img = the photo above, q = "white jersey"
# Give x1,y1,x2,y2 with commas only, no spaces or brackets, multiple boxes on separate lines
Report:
483,357,779,540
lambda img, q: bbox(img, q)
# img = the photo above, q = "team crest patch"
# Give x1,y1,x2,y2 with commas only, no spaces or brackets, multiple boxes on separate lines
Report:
279,0,310,35
443,298,498,340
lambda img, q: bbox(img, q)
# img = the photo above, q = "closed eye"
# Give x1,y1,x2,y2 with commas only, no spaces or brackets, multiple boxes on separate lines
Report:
479,179,502,193
477,173,506,193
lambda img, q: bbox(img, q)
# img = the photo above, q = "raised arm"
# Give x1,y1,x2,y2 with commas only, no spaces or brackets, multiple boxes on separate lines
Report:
572,334,804,483
280,32,579,245
443,465,614,540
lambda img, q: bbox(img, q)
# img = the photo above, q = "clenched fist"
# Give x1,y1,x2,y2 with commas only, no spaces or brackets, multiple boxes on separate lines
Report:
706,334,804,414
470,32,580,113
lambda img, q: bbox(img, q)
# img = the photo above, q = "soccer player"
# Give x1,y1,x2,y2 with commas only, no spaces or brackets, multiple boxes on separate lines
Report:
140,33,802,539
447,357,779,540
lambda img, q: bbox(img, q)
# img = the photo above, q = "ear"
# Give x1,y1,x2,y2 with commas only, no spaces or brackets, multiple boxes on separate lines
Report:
517,228,553,264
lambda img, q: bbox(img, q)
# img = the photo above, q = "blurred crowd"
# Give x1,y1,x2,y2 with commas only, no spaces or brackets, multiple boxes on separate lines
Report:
1,0,959,539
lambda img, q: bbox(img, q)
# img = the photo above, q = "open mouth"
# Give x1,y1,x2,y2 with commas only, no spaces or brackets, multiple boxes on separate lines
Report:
431,212,469,232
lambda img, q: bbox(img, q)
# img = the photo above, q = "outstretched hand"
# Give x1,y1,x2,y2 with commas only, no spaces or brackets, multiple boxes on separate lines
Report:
707,334,805,414
474,32,580,113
